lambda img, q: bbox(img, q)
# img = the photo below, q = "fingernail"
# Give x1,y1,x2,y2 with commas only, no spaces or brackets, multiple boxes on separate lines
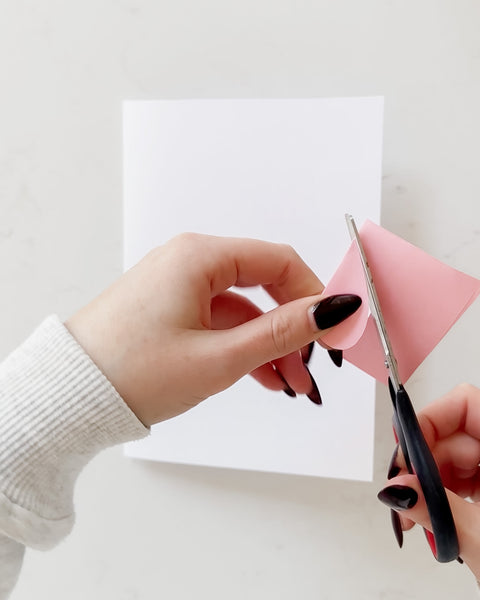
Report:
302,341,315,365
390,509,403,548
312,294,362,330
387,444,401,479
305,365,322,405
328,348,343,368
275,369,297,398
377,485,418,511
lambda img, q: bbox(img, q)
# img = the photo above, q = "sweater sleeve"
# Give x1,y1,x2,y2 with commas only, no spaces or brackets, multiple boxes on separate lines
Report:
0,315,149,598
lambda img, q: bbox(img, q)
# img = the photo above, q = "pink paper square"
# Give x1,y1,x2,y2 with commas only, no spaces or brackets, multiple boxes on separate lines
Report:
321,220,480,383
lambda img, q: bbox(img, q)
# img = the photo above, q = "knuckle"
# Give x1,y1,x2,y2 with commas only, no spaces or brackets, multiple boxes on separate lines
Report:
163,232,207,263
269,312,293,356
278,243,299,267
274,243,303,287
170,231,204,249
454,382,477,398
278,242,296,255
280,243,302,264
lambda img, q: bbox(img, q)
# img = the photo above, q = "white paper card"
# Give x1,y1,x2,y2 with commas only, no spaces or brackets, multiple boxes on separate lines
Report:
123,97,383,480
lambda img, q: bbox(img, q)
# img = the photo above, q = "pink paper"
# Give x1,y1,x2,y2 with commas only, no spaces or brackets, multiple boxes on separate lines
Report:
322,220,480,384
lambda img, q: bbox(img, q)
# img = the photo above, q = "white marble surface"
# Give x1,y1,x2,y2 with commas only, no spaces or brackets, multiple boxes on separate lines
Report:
1,1,480,598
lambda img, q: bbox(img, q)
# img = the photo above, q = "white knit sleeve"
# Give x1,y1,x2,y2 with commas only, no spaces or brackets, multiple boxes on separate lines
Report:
0,315,149,598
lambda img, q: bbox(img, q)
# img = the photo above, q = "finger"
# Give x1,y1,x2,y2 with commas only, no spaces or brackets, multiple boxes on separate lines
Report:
272,353,311,395
398,514,416,532
432,433,480,490
378,474,480,575
198,235,325,302
417,383,480,446
388,433,480,497
301,341,315,365
249,363,293,394
210,291,261,330
211,291,312,393
212,293,362,379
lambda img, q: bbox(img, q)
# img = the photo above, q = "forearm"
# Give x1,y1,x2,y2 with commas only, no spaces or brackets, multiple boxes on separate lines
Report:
0,316,148,598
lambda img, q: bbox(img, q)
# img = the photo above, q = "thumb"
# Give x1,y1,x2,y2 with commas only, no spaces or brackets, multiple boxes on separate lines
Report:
216,293,362,378
378,473,480,577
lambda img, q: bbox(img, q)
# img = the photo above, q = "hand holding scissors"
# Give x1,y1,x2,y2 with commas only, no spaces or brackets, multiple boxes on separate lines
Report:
346,214,460,563
382,383,480,581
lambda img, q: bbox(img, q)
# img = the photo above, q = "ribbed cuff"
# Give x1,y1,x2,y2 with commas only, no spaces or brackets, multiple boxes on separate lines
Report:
0,315,148,549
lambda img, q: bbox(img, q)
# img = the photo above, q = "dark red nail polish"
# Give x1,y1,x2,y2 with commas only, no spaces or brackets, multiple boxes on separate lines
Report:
305,366,322,405
328,348,343,368
377,485,418,510
390,509,403,548
312,294,362,330
302,341,315,365
275,369,296,398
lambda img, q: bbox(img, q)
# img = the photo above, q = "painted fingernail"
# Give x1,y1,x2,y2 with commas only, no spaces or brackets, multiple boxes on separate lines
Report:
377,485,418,511
275,369,297,398
305,365,322,405
328,348,343,368
312,294,362,330
387,444,401,479
390,509,403,548
301,341,315,365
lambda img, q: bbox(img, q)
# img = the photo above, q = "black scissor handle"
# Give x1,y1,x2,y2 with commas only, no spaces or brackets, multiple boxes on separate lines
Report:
393,385,459,562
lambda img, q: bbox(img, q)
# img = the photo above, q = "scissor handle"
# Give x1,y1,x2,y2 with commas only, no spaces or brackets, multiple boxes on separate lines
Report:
391,383,459,563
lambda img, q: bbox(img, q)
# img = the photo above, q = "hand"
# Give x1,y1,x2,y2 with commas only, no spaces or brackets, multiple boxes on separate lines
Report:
66,233,361,426
378,383,480,580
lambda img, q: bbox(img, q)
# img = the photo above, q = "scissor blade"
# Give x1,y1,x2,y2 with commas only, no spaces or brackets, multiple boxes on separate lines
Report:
345,214,401,390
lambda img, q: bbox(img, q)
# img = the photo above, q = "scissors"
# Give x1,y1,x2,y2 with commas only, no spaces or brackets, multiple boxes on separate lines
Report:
345,214,460,563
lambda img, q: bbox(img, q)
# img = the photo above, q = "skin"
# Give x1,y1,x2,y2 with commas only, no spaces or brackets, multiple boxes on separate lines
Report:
65,233,331,426
385,383,480,580
66,232,480,581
